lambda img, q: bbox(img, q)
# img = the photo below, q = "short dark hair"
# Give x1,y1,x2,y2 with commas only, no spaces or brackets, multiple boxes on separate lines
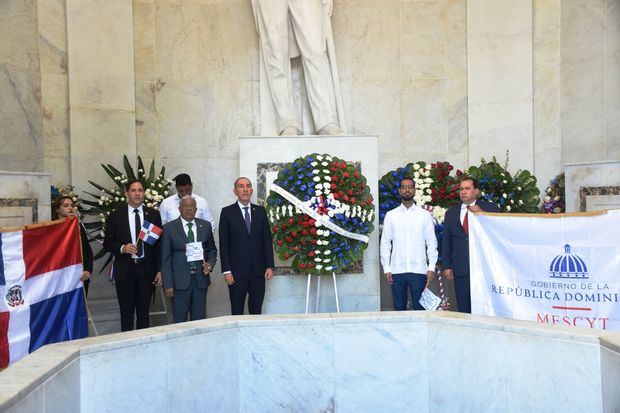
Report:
234,177,252,189
124,179,144,191
174,173,192,186
400,176,415,187
460,177,479,189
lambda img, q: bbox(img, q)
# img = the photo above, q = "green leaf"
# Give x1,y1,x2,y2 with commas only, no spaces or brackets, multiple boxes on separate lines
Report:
123,155,137,181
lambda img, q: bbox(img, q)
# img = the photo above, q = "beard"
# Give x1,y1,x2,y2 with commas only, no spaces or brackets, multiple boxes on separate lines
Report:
401,195,414,202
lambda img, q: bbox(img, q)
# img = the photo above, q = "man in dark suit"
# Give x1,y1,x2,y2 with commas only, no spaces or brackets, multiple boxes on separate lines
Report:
161,196,217,323
103,180,162,331
442,177,501,313
219,177,274,315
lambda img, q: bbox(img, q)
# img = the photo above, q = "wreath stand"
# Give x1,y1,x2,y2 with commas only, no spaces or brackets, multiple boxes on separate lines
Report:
305,273,340,314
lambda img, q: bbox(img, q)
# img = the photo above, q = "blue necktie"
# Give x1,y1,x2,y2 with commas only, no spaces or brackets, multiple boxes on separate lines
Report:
243,207,251,234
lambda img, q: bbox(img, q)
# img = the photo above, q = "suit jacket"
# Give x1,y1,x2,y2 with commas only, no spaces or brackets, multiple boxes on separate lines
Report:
442,200,500,277
103,205,162,281
161,217,217,290
219,202,274,278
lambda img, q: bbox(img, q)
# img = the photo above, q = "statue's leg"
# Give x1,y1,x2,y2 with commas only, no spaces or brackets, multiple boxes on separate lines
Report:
253,0,299,133
289,0,338,132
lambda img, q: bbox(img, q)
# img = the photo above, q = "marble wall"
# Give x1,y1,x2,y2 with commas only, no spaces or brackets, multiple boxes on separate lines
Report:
0,0,43,173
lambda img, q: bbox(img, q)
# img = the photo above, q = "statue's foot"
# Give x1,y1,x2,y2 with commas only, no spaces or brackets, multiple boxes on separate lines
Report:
280,126,301,136
318,123,346,136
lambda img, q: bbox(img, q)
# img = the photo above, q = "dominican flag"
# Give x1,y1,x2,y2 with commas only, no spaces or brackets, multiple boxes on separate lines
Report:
138,220,162,246
0,218,88,368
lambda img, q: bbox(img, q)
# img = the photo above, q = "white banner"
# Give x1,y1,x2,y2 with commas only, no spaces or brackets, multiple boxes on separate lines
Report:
470,210,620,331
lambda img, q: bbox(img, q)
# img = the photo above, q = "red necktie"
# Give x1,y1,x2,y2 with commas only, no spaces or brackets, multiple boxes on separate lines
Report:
463,205,470,235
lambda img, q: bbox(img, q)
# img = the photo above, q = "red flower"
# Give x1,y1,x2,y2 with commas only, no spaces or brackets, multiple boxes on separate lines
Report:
350,197,356,203
309,218,316,226
333,193,339,199
280,223,287,230
343,172,350,179
306,263,315,269
307,251,315,257
288,218,294,224
299,263,306,269
340,162,347,169
276,240,283,246
347,189,353,195
283,253,290,259
354,171,360,178
301,229,308,236
293,246,301,252
272,225,278,233
291,231,298,237
285,236,293,243
310,228,317,235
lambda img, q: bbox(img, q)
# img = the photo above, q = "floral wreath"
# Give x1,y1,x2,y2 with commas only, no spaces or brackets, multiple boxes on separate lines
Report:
266,153,375,275
541,172,565,214
82,155,171,266
378,161,461,225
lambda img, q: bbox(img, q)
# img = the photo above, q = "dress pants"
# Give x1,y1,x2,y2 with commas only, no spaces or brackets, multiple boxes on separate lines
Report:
228,274,266,315
115,261,152,331
172,272,208,323
391,272,426,311
453,275,472,313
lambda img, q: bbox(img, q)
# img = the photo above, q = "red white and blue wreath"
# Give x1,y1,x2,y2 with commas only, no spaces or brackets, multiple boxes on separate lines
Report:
266,153,375,275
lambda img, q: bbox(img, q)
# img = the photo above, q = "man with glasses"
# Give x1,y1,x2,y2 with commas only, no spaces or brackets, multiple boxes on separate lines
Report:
380,177,437,311
161,196,217,323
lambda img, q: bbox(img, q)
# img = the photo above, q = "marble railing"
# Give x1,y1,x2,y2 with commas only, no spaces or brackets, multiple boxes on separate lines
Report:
1,312,619,413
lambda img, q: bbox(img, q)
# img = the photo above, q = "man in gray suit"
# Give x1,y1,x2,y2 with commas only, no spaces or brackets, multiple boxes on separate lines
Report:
161,196,217,323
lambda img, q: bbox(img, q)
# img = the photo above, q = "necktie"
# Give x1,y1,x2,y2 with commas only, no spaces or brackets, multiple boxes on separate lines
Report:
463,205,470,235
243,207,251,234
187,222,195,243
187,222,196,271
134,209,143,257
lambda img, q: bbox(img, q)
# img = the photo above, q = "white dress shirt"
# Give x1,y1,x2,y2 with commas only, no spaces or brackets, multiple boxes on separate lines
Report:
460,199,477,225
127,204,144,259
180,217,197,238
159,192,215,233
380,203,438,274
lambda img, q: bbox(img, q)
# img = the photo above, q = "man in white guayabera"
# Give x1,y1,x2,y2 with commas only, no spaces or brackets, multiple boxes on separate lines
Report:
251,0,345,136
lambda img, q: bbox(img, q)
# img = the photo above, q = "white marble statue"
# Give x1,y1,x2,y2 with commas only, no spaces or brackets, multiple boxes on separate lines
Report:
252,0,346,136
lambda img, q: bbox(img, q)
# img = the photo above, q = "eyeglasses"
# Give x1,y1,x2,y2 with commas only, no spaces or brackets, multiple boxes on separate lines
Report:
400,185,415,189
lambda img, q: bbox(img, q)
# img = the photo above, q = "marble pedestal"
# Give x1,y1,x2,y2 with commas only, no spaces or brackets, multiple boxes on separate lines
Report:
239,136,380,313
0,170,51,227
565,161,620,212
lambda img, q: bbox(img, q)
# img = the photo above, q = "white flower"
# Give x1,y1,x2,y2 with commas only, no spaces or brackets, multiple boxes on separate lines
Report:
315,190,322,197
322,182,330,190
317,229,324,236
101,218,106,223
121,197,125,202
138,168,144,173
517,186,522,191
314,250,321,255
316,155,324,161
323,230,330,236
321,161,328,166
327,210,334,217
325,155,332,161
425,177,432,183
413,163,420,170
311,161,318,167
518,200,523,205
313,176,321,182
414,171,420,178
99,213,104,217
502,180,507,184
114,176,120,181
314,257,322,262
554,196,560,201
324,250,331,255
147,203,153,207
481,191,486,196
323,169,330,174
158,183,163,188
114,197,119,201
502,193,507,198
506,205,511,211
510,199,514,204
312,169,319,174
325,266,333,271
316,265,323,270
315,183,323,189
